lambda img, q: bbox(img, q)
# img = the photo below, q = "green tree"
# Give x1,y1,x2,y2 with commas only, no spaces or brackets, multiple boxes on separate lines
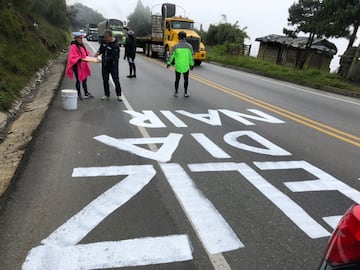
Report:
7,0,36,12
42,0,68,29
321,0,360,49
127,0,151,36
286,0,325,69
206,21,248,46
67,3,105,29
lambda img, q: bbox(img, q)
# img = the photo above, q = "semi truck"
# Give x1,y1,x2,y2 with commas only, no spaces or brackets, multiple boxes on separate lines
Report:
97,19,126,46
136,3,206,65
85,24,98,41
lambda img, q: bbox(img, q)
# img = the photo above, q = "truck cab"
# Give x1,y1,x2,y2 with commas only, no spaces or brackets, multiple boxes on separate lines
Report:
138,3,206,65
163,17,206,65
98,19,126,46
86,24,98,42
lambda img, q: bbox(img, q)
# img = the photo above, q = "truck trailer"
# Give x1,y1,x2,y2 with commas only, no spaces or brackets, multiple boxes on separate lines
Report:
136,3,206,65
97,19,126,46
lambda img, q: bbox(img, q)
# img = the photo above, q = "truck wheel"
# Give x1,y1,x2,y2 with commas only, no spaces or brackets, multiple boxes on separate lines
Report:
150,47,157,58
195,60,202,66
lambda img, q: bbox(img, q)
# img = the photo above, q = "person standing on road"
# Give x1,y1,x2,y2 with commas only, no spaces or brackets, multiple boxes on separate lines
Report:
167,31,194,98
124,29,137,78
65,32,94,100
95,31,122,101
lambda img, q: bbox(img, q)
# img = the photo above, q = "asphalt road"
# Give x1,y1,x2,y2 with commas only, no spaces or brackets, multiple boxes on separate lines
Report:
0,41,359,270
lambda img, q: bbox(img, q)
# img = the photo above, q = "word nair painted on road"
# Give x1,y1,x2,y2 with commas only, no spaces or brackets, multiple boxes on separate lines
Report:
22,109,360,270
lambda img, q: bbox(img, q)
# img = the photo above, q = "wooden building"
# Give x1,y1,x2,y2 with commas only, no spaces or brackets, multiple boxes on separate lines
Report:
255,34,337,71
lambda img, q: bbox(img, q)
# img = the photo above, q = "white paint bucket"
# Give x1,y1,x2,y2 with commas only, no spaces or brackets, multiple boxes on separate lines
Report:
61,90,78,110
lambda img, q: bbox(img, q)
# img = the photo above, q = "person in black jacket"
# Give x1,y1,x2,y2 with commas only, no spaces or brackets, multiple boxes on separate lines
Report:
124,30,137,78
95,31,122,101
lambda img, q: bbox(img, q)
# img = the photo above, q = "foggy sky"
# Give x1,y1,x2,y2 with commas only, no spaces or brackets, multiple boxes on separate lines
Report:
66,0,359,70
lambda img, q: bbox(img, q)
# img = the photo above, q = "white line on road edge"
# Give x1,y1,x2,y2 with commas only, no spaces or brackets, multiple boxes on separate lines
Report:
23,235,193,270
86,42,234,270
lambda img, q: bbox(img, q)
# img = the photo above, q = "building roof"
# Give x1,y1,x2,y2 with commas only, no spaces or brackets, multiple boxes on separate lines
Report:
255,34,337,55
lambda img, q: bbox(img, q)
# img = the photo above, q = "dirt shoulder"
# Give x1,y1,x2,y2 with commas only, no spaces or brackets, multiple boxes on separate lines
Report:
0,54,67,199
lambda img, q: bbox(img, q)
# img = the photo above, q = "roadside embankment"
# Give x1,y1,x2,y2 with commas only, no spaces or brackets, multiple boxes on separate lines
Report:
0,54,67,200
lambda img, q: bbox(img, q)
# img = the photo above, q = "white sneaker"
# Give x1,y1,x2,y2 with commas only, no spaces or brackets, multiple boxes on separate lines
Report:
117,96,122,101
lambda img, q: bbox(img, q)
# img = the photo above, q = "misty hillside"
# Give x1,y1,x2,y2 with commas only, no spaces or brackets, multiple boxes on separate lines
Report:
68,3,105,29
0,0,69,111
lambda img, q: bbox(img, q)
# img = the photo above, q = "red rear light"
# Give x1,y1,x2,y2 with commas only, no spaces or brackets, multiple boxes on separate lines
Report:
324,204,360,265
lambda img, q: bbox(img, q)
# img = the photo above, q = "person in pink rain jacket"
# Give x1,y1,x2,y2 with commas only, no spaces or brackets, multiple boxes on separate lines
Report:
66,32,94,100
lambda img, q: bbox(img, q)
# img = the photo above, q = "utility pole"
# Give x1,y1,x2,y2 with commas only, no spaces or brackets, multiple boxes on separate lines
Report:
346,42,360,81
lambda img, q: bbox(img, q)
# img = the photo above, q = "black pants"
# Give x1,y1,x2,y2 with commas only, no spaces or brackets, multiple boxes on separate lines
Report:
127,57,136,76
73,65,88,96
102,64,122,97
175,71,189,93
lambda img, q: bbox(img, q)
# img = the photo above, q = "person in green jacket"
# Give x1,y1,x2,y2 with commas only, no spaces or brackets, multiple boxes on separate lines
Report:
167,31,194,97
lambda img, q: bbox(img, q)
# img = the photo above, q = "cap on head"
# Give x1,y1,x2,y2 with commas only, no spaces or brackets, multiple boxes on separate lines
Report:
74,32,84,39
178,31,186,40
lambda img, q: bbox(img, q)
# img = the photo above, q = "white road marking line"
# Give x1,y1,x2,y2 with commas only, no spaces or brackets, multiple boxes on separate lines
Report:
72,165,155,177
255,161,360,204
204,62,360,106
219,109,285,125
42,165,156,247
160,163,244,254
176,109,222,126
87,41,234,270
94,133,183,163
191,133,231,159
189,162,331,239
161,110,188,128
124,110,167,128
224,131,292,156
322,216,343,230
23,235,193,270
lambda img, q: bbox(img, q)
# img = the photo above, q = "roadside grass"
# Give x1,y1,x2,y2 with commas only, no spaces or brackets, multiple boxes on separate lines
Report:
0,8,70,111
206,45,360,94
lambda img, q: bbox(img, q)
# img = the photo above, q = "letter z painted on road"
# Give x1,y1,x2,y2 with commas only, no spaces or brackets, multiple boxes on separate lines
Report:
22,165,193,270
